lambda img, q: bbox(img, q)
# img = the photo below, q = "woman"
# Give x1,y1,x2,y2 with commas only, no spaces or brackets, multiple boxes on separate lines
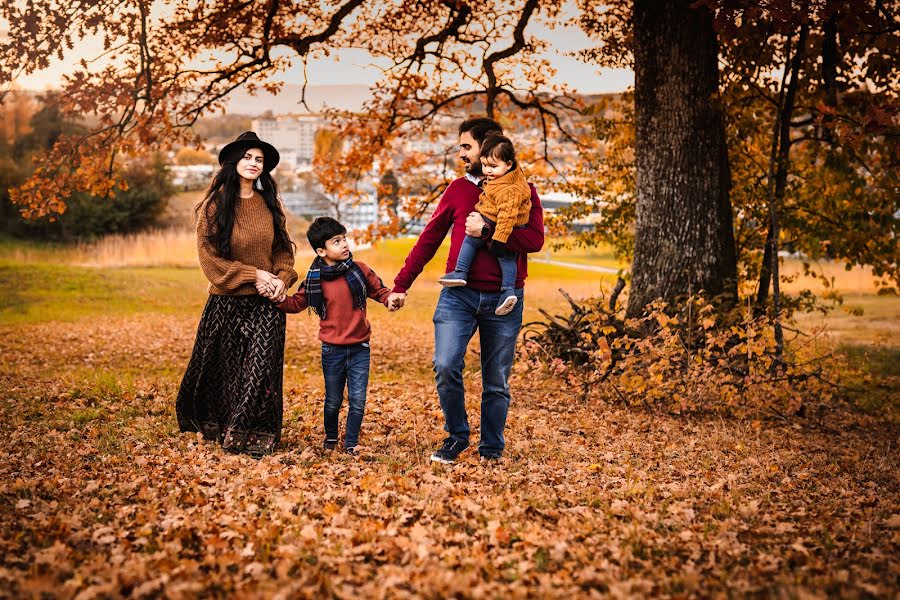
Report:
176,131,297,457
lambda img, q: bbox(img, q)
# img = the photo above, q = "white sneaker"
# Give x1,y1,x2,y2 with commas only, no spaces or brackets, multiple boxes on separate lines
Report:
439,273,467,287
495,294,518,316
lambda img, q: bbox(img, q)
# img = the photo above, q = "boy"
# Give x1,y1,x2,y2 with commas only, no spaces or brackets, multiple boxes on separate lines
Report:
276,217,393,455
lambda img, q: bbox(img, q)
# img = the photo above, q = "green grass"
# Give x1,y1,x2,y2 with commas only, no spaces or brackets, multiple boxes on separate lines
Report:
0,260,207,324
361,236,625,271
839,344,900,414
71,407,105,427
793,293,900,346
68,369,134,405
354,237,622,331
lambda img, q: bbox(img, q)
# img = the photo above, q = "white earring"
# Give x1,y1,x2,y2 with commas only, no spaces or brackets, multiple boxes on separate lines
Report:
255,178,264,191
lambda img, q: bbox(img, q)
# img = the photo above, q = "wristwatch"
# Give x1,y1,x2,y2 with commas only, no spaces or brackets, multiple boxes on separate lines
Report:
481,224,491,238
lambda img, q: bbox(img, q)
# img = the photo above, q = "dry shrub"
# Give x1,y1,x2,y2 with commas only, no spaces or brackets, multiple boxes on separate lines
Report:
47,228,200,268
520,289,848,417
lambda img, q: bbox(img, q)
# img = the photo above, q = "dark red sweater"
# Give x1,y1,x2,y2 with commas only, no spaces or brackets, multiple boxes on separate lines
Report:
393,177,544,294
278,261,391,345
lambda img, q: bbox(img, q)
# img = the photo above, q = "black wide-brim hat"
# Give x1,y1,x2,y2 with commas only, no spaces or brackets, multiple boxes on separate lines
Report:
218,131,280,173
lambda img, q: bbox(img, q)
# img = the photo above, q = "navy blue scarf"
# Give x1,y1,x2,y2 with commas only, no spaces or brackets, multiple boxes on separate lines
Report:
305,254,367,320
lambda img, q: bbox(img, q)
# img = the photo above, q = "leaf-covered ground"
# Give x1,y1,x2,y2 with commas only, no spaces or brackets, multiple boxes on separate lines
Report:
1,255,898,598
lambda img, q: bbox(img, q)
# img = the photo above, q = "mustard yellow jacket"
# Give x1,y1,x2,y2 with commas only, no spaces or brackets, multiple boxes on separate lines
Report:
475,166,532,243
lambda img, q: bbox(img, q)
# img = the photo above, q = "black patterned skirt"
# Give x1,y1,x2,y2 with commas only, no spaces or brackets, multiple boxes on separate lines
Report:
176,295,286,457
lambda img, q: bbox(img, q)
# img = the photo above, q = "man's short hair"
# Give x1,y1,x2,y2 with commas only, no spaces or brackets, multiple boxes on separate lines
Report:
459,117,503,145
306,216,347,251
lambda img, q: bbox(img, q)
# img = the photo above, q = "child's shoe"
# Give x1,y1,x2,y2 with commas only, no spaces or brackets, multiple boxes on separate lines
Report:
439,271,467,287
345,446,360,457
323,439,338,451
495,289,518,315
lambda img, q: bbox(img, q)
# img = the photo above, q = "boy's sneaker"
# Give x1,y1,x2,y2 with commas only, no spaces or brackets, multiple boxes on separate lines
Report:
323,439,338,451
430,437,469,464
344,446,360,457
480,452,503,462
495,291,518,316
439,271,467,287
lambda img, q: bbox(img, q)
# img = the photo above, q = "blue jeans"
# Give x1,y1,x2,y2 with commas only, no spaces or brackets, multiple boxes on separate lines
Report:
455,234,518,291
321,342,371,448
432,286,524,456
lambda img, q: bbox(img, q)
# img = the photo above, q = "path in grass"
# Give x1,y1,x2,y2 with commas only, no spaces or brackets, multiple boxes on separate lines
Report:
530,257,621,274
0,252,898,597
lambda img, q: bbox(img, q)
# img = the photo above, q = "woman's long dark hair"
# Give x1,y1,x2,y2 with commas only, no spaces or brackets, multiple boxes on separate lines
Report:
196,161,294,259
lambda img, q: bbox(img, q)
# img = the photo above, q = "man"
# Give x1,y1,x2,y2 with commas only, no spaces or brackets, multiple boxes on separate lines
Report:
387,117,544,463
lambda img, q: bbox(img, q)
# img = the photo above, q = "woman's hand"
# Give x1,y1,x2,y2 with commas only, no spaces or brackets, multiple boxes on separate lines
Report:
269,277,286,300
255,269,281,298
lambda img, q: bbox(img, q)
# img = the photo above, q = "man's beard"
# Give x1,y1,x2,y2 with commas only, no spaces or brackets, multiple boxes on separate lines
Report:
465,158,483,177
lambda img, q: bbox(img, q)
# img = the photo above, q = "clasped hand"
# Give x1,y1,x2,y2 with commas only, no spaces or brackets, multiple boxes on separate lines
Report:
386,292,406,312
255,269,286,302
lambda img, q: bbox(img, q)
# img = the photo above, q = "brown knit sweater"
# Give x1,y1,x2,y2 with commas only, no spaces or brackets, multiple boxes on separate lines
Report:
475,166,532,243
196,193,297,296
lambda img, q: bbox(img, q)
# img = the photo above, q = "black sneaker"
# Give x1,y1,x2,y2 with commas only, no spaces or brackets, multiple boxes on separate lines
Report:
323,439,338,451
430,438,469,464
345,446,360,457
480,453,502,462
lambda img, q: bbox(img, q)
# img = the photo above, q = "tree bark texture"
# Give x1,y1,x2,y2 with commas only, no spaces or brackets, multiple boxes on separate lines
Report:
627,0,738,317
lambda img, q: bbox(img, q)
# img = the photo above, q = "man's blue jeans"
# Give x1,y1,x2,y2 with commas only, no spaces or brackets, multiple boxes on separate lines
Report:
432,286,524,456
321,341,370,449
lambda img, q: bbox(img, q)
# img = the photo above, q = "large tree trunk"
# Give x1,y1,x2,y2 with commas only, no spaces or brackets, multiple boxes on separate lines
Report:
627,0,738,317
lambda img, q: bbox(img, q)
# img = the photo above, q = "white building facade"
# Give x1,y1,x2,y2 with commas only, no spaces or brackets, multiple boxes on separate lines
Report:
252,115,323,170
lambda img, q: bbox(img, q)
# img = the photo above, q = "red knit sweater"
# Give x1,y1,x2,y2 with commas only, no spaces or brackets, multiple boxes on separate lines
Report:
393,177,544,294
277,261,391,345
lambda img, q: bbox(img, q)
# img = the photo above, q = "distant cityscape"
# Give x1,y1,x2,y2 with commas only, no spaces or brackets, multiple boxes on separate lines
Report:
11,83,605,233
169,95,600,233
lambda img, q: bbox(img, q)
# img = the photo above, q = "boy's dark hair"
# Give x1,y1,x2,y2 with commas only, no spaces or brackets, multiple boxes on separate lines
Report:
458,116,503,145
479,132,517,168
306,216,347,251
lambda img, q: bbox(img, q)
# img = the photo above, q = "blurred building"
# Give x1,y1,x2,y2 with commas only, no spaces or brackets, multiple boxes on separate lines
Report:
252,115,323,170
281,177,380,231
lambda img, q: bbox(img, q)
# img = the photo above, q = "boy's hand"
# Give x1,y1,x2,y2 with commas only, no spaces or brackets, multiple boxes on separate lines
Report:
272,292,286,303
387,292,406,311
270,278,286,299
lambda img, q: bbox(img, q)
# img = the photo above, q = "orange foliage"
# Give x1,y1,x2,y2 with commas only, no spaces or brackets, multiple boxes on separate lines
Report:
522,292,849,416
2,0,582,221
